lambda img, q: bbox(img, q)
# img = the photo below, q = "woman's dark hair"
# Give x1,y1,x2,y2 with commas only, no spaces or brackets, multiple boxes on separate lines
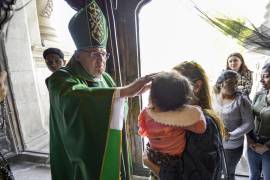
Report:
226,52,250,73
213,70,238,94
262,62,270,73
150,71,192,111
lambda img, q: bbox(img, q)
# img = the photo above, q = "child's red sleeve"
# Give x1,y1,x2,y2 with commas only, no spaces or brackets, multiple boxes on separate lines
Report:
138,109,147,137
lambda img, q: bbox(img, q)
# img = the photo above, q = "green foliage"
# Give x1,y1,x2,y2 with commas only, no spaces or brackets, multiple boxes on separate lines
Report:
210,17,254,45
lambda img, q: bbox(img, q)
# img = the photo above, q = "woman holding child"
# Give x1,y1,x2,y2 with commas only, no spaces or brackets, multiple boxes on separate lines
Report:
142,61,225,180
138,71,207,180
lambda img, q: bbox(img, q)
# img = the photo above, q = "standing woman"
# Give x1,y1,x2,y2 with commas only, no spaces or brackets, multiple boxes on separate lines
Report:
213,70,254,180
226,52,253,96
247,63,270,180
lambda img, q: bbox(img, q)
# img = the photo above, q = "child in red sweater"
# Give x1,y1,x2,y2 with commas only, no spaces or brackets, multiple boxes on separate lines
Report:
138,71,206,178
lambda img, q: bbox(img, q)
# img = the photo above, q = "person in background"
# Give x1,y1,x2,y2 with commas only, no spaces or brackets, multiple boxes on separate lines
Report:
213,70,253,180
43,47,66,72
247,63,270,180
46,1,156,180
138,71,206,180
226,52,253,96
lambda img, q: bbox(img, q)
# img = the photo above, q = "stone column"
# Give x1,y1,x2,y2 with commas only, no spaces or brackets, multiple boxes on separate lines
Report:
5,0,49,152
262,2,270,28
36,0,59,47
33,0,72,135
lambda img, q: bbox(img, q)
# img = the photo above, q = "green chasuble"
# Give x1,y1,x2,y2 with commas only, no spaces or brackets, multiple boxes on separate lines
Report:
46,58,126,180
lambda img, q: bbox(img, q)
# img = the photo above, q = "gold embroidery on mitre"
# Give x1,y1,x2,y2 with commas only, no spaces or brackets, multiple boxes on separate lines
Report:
88,1,106,45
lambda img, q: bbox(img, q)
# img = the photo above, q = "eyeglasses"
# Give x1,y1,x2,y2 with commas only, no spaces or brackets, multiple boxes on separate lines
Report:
79,50,110,60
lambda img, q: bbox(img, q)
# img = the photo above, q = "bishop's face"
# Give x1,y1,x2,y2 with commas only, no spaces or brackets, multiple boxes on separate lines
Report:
76,47,110,78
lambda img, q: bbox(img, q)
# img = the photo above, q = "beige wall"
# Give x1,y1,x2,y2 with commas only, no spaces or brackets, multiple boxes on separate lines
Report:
5,0,49,152
4,0,73,152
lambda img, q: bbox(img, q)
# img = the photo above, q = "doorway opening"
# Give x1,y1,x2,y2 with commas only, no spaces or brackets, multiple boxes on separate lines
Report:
138,0,270,177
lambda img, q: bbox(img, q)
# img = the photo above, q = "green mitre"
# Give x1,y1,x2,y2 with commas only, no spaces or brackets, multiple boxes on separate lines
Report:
68,0,108,49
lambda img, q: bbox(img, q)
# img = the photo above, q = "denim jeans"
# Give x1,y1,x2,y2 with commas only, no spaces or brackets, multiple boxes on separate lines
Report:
224,146,243,180
247,147,270,180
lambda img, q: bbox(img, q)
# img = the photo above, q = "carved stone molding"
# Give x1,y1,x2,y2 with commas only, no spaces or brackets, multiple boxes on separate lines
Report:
39,0,53,18
36,0,58,47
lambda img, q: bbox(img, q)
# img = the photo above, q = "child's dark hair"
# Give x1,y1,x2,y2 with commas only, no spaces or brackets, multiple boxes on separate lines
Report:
150,71,192,111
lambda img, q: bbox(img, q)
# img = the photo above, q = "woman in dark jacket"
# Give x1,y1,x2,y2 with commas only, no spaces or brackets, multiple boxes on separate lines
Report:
247,63,270,180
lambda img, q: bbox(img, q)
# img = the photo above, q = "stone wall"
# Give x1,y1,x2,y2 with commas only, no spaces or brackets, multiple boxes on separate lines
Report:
4,0,48,152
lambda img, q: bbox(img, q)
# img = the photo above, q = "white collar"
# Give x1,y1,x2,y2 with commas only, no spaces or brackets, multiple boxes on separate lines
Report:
146,105,202,127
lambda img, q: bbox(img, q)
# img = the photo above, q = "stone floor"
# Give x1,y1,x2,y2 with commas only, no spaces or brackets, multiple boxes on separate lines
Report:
9,161,250,180
8,149,251,180
11,162,50,180
11,163,147,180
9,135,251,179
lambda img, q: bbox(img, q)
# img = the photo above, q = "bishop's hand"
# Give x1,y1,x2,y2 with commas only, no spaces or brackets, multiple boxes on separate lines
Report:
119,73,157,98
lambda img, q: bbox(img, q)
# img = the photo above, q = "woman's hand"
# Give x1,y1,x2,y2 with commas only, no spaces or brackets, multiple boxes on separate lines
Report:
246,135,255,146
142,152,160,176
119,73,156,98
224,128,230,141
251,143,269,155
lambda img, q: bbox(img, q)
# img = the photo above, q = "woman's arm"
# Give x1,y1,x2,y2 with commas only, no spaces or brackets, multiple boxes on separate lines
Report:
229,96,254,140
142,152,160,176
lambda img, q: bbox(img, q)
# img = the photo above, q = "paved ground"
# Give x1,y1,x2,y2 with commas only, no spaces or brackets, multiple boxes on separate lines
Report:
11,162,50,180
10,135,250,179
9,150,251,180
10,161,249,180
